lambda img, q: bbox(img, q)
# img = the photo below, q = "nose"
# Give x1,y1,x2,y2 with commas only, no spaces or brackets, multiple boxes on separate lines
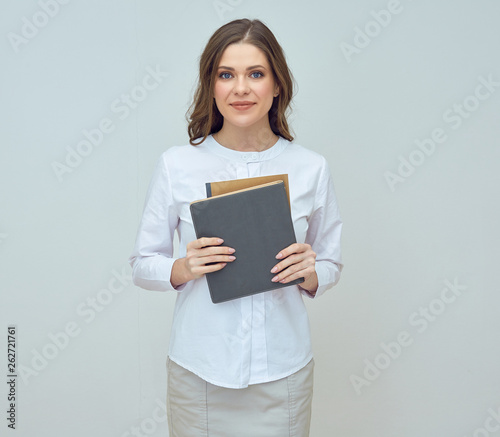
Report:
233,76,249,95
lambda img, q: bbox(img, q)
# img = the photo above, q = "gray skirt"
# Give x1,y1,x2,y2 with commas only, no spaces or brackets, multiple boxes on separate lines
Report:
166,357,314,437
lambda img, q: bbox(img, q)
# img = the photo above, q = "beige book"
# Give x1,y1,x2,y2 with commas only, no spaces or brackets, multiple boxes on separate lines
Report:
206,174,290,207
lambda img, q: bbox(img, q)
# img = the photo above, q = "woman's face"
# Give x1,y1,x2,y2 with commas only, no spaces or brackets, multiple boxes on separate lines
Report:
214,43,279,131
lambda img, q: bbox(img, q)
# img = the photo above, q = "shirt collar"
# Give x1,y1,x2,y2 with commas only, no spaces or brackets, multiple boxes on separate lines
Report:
203,134,288,162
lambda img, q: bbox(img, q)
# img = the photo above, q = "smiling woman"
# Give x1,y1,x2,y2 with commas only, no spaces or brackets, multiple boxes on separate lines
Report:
212,43,279,146
128,18,343,437
186,19,295,151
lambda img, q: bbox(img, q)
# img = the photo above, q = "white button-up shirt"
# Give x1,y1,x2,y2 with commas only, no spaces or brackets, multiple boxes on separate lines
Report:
128,134,343,389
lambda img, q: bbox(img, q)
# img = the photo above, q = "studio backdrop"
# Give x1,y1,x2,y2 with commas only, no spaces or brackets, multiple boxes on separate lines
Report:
1,0,499,436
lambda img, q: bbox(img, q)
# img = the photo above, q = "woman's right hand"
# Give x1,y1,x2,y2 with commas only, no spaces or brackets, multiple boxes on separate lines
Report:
170,237,235,288
185,237,236,279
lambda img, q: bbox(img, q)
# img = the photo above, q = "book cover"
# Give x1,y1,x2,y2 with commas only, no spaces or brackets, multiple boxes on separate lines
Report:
190,180,304,304
205,174,291,208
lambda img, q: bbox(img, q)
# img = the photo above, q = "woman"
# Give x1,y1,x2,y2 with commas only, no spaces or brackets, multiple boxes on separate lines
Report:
128,18,343,436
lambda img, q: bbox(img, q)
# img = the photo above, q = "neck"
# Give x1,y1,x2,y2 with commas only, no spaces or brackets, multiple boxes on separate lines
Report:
213,122,279,152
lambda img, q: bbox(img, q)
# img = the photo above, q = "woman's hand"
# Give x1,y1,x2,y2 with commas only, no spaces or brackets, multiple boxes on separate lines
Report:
170,237,235,288
270,243,318,294
185,237,236,278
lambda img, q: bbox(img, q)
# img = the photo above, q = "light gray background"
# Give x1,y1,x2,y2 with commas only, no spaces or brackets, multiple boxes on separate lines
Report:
1,1,499,436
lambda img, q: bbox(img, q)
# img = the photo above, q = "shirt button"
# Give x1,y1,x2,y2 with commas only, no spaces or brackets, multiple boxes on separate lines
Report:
251,153,258,160
242,154,248,161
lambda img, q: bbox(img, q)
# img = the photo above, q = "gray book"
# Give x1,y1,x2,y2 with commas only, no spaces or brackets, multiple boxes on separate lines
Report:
190,180,304,304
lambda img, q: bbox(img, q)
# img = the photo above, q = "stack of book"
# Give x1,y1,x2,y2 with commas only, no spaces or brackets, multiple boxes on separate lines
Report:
190,175,303,303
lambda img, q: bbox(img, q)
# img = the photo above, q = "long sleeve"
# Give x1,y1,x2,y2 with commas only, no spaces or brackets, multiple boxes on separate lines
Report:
128,136,342,389
128,153,182,292
301,156,343,299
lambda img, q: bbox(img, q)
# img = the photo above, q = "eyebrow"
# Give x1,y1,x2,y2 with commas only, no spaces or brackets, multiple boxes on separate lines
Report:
217,65,267,71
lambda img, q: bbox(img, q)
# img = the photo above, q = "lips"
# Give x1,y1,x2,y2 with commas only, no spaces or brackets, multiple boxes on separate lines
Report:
232,101,255,106
231,102,255,110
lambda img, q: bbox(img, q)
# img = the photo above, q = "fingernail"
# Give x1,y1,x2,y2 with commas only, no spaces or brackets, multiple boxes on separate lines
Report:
272,276,279,282
271,267,277,273
217,238,224,243
228,248,235,253
276,253,283,259
229,256,236,261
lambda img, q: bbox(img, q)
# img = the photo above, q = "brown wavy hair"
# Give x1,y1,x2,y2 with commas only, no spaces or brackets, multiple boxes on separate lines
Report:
186,18,296,146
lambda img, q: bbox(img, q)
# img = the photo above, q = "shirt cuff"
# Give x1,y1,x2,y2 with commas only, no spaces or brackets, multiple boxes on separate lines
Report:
130,255,187,292
300,260,341,299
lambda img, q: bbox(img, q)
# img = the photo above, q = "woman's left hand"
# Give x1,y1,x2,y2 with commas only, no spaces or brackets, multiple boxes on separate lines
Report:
270,243,318,294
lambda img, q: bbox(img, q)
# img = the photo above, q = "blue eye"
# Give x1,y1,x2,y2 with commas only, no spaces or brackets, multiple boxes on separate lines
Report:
218,71,264,79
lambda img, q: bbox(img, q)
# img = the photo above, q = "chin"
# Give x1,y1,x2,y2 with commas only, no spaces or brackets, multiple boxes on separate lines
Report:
227,119,264,129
